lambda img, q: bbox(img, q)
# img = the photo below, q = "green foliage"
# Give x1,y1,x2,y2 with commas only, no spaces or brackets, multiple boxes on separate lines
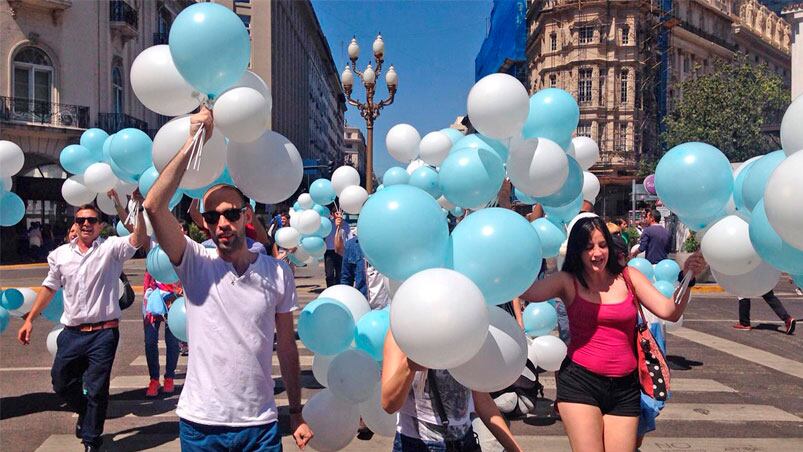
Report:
624,226,640,248
100,224,113,238
682,231,700,253
661,54,789,162
187,222,206,244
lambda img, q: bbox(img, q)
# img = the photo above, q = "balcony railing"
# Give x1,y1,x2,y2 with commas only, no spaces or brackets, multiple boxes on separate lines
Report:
96,112,148,134
0,96,90,129
678,19,737,52
110,1,138,30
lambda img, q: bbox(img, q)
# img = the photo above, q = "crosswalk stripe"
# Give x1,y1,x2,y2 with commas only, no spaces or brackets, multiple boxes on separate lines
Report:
77,397,312,419
659,403,802,422
536,376,736,393
109,373,321,390
128,354,315,367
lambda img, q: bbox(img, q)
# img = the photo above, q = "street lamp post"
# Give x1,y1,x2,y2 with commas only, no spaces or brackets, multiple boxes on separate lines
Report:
341,34,397,193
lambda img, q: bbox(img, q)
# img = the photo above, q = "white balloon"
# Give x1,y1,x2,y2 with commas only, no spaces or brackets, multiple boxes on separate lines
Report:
130,45,200,116
275,227,301,249
527,335,567,372
312,354,334,387
62,175,96,206
228,131,303,204
406,159,427,175
466,73,529,139
114,179,137,197
0,140,24,177
320,285,370,322
95,193,118,216
507,138,569,197
152,115,227,189
712,260,780,298
780,94,803,156
419,131,452,166
213,87,270,143
700,215,761,276
581,171,600,204
386,124,421,163
764,150,803,249
231,70,272,110
327,349,380,403
339,185,369,214
47,324,65,357
449,305,528,392
297,193,314,210
9,287,37,317
358,385,398,437
303,389,360,452
83,162,117,193
331,166,360,196
2,177,12,193
293,246,312,264
391,268,489,369
289,212,302,230
568,137,600,170
296,210,322,235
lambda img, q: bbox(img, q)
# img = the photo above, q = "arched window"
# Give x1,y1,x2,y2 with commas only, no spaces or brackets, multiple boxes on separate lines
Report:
112,65,124,114
12,46,54,118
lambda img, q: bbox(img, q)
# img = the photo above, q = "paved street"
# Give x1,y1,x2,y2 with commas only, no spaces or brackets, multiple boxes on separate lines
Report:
2,260,802,451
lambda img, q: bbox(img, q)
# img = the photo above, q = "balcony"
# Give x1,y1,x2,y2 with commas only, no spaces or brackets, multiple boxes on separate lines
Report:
153,32,169,46
677,19,737,52
0,96,89,129
96,113,148,135
110,1,138,41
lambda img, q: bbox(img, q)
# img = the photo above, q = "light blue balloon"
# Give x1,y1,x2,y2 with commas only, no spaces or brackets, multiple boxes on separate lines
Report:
313,204,330,217
741,150,785,212
453,134,509,162
169,2,250,97
679,209,726,232
314,217,332,238
102,134,115,163
109,157,139,184
376,184,385,192
42,290,64,323
184,167,235,199
297,298,354,355
748,199,803,274
355,309,390,361
409,166,441,199
300,236,325,255
523,88,579,149
59,144,97,174
0,307,9,334
793,274,803,288
533,155,583,208
628,258,654,280
80,128,109,160
147,245,179,283
531,218,566,258
543,194,583,225
733,159,757,212
167,297,188,342
293,201,303,211
116,221,130,237
653,280,675,298
109,128,153,176
383,166,410,186
450,206,464,217
288,254,307,267
0,192,25,227
0,288,23,311
439,147,505,209
138,166,160,198
654,259,681,283
514,188,536,205
169,190,184,210
654,142,733,219
439,127,465,145
310,179,336,206
449,208,543,305
357,185,449,281
523,302,558,337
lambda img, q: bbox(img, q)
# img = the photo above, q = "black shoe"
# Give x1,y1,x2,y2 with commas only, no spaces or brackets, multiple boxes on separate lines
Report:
83,443,101,452
357,427,374,441
785,318,796,335
75,417,83,439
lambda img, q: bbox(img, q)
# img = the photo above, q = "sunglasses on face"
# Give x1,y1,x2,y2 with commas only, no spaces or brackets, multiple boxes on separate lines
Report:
201,206,247,224
75,217,99,225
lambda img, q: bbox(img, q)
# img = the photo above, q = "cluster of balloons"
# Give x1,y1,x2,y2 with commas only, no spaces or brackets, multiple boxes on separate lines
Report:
627,258,684,329
297,285,396,451
654,94,803,297
521,301,568,372
0,140,26,226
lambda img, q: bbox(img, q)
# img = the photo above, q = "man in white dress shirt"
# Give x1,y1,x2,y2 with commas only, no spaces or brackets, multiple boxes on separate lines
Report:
143,106,312,451
18,194,146,452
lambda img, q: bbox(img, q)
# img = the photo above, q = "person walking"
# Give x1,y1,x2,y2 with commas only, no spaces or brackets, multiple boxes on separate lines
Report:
519,216,706,452
734,291,796,334
630,208,671,264
324,210,348,287
18,197,146,452
142,270,183,397
143,107,312,451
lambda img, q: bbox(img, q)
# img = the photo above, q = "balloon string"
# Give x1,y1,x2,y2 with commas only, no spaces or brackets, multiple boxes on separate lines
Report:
674,270,694,305
125,199,141,229
185,124,206,172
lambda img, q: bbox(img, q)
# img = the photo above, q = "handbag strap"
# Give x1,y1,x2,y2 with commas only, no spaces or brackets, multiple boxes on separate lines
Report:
622,267,649,327
427,369,450,429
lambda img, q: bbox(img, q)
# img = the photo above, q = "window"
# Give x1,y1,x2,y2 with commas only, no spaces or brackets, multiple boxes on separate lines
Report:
578,68,592,104
550,33,557,51
112,66,124,114
549,74,557,87
576,122,591,137
578,26,594,44
238,13,251,32
12,46,53,119
619,69,628,105
615,122,628,152
621,25,630,45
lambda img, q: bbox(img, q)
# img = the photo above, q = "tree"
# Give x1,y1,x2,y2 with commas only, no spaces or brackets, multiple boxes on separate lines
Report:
661,53,789,163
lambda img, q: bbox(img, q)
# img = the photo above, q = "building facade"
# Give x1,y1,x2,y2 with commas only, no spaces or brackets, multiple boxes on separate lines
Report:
342,124,366,183
783,3,803,98
526,0,791,215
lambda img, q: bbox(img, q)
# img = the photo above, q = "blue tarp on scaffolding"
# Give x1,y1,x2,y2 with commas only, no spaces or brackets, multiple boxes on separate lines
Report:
474,0,527,82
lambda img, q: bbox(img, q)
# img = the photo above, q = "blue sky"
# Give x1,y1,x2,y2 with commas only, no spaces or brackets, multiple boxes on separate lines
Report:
311,0,493,175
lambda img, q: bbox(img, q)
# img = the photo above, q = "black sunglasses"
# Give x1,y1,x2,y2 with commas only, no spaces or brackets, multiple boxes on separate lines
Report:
75,217,99,225
201,206,247,224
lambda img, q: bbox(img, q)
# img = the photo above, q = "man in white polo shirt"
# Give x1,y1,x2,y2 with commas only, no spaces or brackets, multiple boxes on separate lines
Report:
143,106,312,451
18,194,147,452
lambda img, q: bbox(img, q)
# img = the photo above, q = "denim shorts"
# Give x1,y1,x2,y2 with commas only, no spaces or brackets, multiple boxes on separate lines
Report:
392,428,481,452
556,360,641,417
179,418,281,452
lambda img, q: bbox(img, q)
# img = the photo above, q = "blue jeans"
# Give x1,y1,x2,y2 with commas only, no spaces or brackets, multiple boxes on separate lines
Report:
51,327,119,448
392,429,480,452
144,317,179,380
179,419,281,451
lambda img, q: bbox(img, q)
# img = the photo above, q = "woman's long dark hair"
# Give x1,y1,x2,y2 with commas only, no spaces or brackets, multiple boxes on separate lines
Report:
561,216,625,288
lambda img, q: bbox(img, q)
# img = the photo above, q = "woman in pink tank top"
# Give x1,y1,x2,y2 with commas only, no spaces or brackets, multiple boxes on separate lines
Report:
519,216,707,452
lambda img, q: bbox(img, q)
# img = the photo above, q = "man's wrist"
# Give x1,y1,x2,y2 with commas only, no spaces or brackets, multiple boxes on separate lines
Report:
289,407,303,415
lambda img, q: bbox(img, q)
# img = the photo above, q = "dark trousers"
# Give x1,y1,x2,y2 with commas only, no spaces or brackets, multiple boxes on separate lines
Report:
738,290,791,325
51,327,120,447
324,249,342,287
144,317,179,381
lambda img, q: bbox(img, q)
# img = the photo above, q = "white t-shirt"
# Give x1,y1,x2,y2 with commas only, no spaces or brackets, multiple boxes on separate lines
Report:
398,370,473,442
174,237,298,426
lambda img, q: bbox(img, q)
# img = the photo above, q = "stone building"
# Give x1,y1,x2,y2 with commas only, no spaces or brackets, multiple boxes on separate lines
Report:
342,124,366,184
783,3,803,98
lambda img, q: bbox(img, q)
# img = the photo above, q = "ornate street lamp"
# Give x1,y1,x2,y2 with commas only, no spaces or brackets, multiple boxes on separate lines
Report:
341,34,397,193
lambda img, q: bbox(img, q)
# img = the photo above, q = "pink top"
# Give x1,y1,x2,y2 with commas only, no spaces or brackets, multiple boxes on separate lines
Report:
566,278,638,377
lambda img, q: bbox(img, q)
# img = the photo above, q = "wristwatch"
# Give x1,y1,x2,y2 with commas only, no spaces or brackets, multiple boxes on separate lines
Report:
289,407,302,415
